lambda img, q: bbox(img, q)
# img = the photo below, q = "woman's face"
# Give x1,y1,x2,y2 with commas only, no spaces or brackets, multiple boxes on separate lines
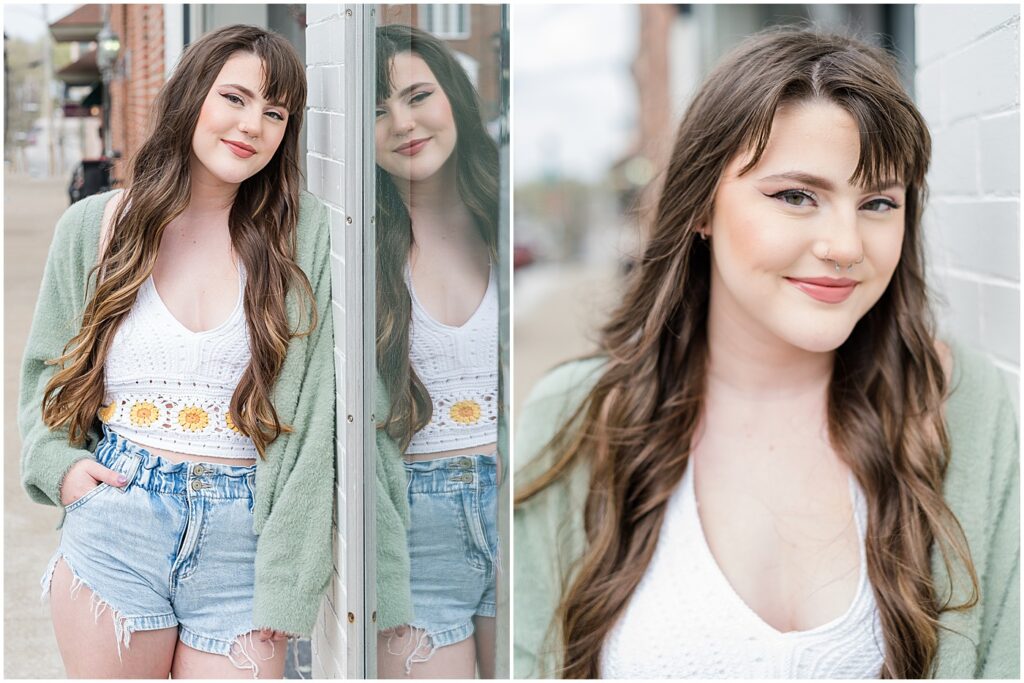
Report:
375,52,458,183
706,100,906,354
191,52,289,187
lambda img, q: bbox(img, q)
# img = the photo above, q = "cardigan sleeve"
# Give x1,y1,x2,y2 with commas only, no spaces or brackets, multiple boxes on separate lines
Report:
251,198,337,636
513,358,603,678
976,371,1019,678
19,197,103,515
374,382,414,630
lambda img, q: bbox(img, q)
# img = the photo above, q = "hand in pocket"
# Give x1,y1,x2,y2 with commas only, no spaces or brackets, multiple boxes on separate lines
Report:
59,459,128,506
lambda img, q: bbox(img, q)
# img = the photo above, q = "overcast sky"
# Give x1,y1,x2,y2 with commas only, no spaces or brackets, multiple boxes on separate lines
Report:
4,4,78,41
513,4,638,184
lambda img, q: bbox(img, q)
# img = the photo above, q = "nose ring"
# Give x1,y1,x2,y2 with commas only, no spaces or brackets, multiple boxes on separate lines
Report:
823,248,863,272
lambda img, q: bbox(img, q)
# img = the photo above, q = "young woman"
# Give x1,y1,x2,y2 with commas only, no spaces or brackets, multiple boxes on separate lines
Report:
19,25,335,678
373,24,501,679
514,27,1018,679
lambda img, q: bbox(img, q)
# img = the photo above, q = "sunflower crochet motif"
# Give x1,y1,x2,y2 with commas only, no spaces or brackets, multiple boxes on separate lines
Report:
129,401,159,427
449,399,482,425
177,405,210,432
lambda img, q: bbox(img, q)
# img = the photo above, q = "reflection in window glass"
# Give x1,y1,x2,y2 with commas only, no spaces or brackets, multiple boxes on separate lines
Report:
373,6,507,679
420,4,471,39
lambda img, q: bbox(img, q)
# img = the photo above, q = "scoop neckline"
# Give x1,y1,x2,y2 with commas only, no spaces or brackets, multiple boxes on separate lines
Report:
146,263,246,337
405,260,495,331
681,462,870,640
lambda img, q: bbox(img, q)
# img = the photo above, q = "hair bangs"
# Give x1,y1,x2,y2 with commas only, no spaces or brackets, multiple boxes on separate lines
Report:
252,37,306,115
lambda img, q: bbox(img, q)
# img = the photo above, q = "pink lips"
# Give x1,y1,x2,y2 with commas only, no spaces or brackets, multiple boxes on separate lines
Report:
223,139,256,158
785,276,859,304
394,138,430,156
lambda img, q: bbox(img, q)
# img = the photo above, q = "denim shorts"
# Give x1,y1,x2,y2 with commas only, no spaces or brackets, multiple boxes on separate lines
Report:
40,426,267,674
404,452,499,655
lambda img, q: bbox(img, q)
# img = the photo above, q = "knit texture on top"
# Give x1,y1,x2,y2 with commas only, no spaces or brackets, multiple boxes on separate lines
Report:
19,190,336,637
405,264,499,454
513,342,1019,679
99,264,258,458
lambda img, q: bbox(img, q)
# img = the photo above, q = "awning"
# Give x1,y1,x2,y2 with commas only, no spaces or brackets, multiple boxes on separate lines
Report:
56,48,100,86
49,4,104,43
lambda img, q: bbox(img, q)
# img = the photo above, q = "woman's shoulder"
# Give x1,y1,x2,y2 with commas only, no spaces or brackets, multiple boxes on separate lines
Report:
516,356,605,473
942,338,1018,496
55,190,120,245
944,339,1016,429
47,190,122,276
521,356,606,413
295,191,330,243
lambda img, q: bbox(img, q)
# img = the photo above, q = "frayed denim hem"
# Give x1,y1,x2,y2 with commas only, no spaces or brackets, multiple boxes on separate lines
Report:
40,551,177,662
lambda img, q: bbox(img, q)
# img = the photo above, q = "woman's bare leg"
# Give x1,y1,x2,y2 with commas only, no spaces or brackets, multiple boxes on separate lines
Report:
378,627,476,678
473,616,496,679
49,557,178,678
170,634,287,679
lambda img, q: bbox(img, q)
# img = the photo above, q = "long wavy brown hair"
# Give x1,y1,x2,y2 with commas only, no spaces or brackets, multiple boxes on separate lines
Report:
375,24,499,449
41,24,313,459
516,26,979,678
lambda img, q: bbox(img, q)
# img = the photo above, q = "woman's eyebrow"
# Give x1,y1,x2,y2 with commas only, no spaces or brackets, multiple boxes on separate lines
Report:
758,171,835,191
395,81,433,98
758,171,904,193
219,83,286,108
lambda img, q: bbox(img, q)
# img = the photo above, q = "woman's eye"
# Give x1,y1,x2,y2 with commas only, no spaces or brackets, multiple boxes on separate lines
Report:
265,111,285,122
375,108,387,118
861,198,900,212
223,93,244,106
769,189,816,207
410,91,432,104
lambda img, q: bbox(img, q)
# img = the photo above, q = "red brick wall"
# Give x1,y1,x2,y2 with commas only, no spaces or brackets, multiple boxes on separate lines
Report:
109,4,165,183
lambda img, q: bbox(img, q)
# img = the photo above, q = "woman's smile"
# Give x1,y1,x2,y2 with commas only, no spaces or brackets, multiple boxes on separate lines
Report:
222,139,257,158
393,137,431,156
784,276,859,304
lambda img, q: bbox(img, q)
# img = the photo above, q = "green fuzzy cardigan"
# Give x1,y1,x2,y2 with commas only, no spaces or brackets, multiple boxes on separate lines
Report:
19,190,337,637
514,341,1019,678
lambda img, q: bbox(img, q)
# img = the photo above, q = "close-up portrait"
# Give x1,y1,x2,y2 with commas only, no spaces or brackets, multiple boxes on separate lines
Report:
514,4,1019,680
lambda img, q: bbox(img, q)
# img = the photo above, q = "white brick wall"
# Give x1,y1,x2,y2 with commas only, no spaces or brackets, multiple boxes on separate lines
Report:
306,4,351,678
916,5,1020,407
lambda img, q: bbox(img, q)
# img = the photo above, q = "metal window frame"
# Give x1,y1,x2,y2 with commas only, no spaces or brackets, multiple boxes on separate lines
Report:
340,4,378,679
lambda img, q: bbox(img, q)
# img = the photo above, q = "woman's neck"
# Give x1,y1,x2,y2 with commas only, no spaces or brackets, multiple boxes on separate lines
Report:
184,159,238,224
395,160,478,248
705,295,833,402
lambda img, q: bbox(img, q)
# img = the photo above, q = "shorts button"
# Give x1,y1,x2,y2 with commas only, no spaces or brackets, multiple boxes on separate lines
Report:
193,465,205,475
191,480,204,491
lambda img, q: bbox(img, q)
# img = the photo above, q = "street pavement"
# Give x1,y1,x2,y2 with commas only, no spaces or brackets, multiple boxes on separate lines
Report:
512,260,622,418
5,174,70,678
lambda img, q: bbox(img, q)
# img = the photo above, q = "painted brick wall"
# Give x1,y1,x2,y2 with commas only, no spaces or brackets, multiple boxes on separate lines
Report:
305,4,351,678
109,4,165,182
916,5,1020,406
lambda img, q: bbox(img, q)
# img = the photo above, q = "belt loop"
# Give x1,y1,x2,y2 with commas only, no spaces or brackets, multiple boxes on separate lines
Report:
111,451,142,495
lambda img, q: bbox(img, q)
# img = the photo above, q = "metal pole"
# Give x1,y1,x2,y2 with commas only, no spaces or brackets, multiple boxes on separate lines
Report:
100,3,111,158
41,5,56,176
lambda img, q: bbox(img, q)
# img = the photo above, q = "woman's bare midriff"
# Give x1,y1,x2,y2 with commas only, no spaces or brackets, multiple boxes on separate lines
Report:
404,441,501,483
132,441,257,467
403,441,497,463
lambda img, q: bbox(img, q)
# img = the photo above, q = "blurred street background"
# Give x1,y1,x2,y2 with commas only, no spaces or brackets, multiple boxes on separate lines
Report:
512,3,1020,418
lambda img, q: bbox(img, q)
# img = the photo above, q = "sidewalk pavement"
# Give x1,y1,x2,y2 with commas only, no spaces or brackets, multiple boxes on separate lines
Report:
512,260,622,417
5,174,72,679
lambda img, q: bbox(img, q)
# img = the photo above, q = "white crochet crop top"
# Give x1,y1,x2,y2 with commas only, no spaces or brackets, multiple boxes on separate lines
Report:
405,263,498,454
98,264,258,459
600,463,885,678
